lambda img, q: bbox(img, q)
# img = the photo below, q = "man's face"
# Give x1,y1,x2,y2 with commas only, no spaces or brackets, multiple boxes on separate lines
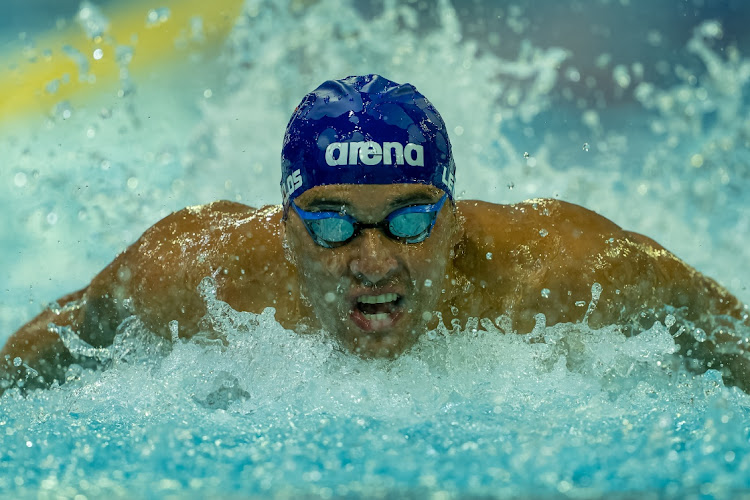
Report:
284,183,461,357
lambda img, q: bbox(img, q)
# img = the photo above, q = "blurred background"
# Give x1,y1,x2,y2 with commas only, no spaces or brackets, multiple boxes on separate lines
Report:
2,0,749,342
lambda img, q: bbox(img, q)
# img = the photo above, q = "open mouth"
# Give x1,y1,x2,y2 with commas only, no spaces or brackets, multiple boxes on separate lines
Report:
351,292,404,331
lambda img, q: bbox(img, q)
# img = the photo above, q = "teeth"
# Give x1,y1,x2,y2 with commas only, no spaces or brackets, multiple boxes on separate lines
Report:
362,312,390,321
358,293,398,304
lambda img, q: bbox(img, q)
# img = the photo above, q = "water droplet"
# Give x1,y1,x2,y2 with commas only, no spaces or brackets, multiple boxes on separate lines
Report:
700,20,723,39
541,288,551,299
116,45,134,65
62,45,89,78
169,320,179,342
523,152,530,158
77,2,110,39
421,311,433,321
14,172,27,187
127,177,138,189
693,328,707,342
190,16,205,41
93,48,103,60
203,89,213,99
485,252,493,260
324,292,336,303
45,79,60,94
47,212,58,225
13,357,22,367
146,7,171,27
539,229,548,237
423,279,432,288
665,314,676,328
582,142,590,152
590,282,602,301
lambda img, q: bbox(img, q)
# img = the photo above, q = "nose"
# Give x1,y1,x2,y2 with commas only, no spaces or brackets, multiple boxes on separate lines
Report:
349,229,399,285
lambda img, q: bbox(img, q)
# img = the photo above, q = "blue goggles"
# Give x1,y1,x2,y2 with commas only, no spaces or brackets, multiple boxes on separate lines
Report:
291,193,449,248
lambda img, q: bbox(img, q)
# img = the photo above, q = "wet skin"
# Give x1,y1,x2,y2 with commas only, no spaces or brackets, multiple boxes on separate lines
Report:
2,184,749,390
284,184,462,356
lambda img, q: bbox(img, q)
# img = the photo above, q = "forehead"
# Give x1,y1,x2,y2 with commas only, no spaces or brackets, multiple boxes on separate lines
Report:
295,184,444,213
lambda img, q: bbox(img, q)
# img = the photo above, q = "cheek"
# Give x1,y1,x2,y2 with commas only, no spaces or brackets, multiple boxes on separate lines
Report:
295,249,351,295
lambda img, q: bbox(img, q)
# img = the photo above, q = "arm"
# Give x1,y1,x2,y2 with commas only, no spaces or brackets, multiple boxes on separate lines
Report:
1,289,88,391
1,201,295,393
458,198,750,387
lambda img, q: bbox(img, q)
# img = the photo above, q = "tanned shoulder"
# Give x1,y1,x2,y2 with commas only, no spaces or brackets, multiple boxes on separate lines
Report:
84,201,296,342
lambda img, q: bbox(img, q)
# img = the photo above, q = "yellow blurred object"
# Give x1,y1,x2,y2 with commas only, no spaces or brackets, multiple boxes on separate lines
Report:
0,0,244,123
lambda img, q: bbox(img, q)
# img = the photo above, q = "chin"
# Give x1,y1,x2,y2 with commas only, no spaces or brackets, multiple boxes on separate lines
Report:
342,327,419,359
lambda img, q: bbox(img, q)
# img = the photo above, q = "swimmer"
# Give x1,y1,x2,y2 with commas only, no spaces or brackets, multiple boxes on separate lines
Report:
2,74,749,393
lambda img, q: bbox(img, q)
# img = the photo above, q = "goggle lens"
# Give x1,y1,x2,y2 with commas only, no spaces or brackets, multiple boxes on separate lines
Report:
388,212,433,241
292,193,448,248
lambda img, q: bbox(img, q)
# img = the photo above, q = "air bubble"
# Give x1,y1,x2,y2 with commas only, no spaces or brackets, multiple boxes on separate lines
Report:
575,301,586,307
523,152,530,158
324,292,336,303
47,212,58,225
541,288,551,299
13,357,22,367
582,143,590,152
486,252,493,260
93,48,103,60
539,229,548,237
423,279,432,288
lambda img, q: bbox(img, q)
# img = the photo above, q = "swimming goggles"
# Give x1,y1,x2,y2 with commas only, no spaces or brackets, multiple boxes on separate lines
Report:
291,193,448,248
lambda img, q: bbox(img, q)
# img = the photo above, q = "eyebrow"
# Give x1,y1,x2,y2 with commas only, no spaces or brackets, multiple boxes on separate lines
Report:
304,191,440,212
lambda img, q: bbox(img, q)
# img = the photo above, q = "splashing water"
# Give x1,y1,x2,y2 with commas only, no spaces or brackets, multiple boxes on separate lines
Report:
3,283,750,497
2,0,750,497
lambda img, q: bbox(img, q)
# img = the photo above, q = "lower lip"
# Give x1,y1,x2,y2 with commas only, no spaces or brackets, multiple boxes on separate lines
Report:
350,308,403,332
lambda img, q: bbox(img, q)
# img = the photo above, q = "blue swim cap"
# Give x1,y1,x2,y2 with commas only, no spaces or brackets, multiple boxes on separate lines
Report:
281,75,456,211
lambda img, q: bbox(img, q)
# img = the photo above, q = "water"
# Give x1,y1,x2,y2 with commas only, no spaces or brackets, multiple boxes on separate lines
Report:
2,0,750,498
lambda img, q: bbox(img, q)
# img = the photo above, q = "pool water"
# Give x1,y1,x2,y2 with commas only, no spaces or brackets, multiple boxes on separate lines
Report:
2,0,750,498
